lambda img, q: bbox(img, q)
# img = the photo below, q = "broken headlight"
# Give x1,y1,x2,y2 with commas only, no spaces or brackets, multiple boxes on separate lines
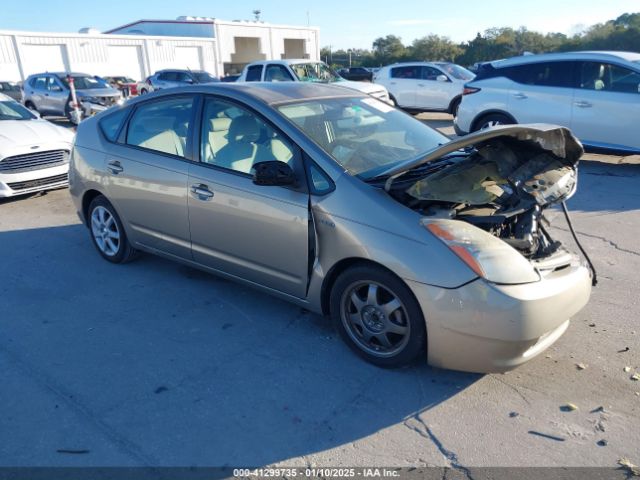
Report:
423,218,540,285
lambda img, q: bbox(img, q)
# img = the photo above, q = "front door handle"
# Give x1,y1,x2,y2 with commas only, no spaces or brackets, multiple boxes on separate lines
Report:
191,184,214,200
107,161,123,174
513,92,528,99
575,100,592,108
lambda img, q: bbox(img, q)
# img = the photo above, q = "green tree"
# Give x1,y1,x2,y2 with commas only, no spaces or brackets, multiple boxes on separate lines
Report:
408,34,462,62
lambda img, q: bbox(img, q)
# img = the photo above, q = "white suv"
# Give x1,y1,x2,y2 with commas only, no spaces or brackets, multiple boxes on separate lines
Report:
455,51,640,153
237,59,391,104
373,62,475,114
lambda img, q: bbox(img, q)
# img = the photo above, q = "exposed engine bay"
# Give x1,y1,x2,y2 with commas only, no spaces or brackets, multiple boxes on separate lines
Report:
381,126,583,261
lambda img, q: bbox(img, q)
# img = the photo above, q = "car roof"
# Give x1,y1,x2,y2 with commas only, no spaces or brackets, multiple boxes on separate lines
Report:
127,82,363,107
156,69,208,73
379,61,448,69
245,59,322,67
492,51,640,68
27,72,92,78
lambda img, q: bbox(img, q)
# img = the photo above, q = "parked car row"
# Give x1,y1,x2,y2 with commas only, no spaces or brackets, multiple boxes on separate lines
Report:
237,59,391,104
455,51,640,153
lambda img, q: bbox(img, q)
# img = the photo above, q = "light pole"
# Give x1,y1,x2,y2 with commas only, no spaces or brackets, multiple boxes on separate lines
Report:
348,49,352,68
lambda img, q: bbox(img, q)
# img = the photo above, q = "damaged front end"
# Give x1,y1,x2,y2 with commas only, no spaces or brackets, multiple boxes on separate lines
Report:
375,125,589,276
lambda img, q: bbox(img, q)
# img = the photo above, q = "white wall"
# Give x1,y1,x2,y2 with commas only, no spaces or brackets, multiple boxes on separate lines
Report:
213,20,320,74
0,30,219,82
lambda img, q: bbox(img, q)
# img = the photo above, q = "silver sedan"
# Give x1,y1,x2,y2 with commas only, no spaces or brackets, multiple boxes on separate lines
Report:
68,82,593,372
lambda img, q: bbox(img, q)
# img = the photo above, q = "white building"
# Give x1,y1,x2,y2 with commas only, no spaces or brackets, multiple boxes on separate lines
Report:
0,16,320,82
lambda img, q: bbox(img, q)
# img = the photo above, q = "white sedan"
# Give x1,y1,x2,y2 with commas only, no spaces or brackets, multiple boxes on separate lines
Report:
0,93,75,198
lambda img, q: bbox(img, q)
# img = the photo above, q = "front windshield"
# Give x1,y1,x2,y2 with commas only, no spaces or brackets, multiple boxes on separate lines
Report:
437,63,475,81
59,75,110,90
278,97,448,178
0,100,36,121
290,62,342,83
193,72,217,83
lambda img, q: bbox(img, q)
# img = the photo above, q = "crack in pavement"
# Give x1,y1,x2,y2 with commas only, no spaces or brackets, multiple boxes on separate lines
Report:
403,414,474,480
491,375,532,406
553,226,640,257
0,340,158,466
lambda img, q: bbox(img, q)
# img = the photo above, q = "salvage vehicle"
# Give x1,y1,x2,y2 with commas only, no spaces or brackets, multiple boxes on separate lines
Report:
69,83,593,373
23,72,123,124
104,76,139,97
0,93,74,197
455,51,640,154
238,59,391,104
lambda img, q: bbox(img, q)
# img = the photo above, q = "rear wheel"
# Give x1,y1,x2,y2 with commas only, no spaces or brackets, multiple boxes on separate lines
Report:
140,88,148,95
87,196,138,264
330,264,426,368
25,101,37,112
475,113,513,131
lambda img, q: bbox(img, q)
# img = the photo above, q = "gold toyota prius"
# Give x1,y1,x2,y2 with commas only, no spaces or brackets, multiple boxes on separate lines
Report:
68,82,594,373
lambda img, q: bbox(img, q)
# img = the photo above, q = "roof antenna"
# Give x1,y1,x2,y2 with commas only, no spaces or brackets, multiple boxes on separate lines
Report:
252,9,261,21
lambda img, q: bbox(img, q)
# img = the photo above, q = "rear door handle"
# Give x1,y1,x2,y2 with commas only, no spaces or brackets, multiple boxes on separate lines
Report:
191,184,214,200
107,161,123,174
513,92,528,99
417,84,425,87
575,100,592,108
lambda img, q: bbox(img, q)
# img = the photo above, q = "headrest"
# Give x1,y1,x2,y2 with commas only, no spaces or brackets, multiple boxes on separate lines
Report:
210,117,232,132
228,115,260,143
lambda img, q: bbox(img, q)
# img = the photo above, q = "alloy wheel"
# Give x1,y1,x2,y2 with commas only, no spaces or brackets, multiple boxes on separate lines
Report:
340,281,410,358
90,206,121,257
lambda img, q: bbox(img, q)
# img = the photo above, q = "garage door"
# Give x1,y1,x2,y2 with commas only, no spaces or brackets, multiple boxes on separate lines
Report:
107,45,143,81
174,47,202,70
21,44,69,76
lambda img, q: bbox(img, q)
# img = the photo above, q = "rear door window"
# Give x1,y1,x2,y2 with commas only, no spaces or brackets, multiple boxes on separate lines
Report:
245,65,264,82
126,96,195,158
32,76,47,90
508,62,575,88
390,66,421,79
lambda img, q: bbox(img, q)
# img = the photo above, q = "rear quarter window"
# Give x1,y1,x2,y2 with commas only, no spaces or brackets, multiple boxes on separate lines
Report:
99,107,129,142
246,65,264,82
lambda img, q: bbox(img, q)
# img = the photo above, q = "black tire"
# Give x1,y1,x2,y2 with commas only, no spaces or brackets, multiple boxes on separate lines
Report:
450,97,461,117
87,196,138,264
140,88,148,95
474,113,514,131
25,101,37,112
330,264,427,368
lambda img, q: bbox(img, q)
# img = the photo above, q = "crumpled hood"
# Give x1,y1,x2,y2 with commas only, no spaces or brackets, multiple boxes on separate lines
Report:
381,124,584,188
0,120,74,158
388,124,584,209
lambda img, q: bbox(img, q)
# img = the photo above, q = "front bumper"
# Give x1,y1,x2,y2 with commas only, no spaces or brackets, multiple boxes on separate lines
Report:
0,163,69,197
406,262,592,373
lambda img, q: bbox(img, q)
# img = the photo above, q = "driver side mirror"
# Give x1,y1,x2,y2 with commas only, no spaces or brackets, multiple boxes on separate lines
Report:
252,161,296,186
184,78,194,84
436,74,449,82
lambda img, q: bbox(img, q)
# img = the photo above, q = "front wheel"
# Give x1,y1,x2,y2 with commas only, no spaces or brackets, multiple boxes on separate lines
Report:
88,196,138,264
330,264,427,368
475,113,514,131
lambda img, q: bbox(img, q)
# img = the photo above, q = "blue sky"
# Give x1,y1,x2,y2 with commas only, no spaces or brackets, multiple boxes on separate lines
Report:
1,1,638,49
